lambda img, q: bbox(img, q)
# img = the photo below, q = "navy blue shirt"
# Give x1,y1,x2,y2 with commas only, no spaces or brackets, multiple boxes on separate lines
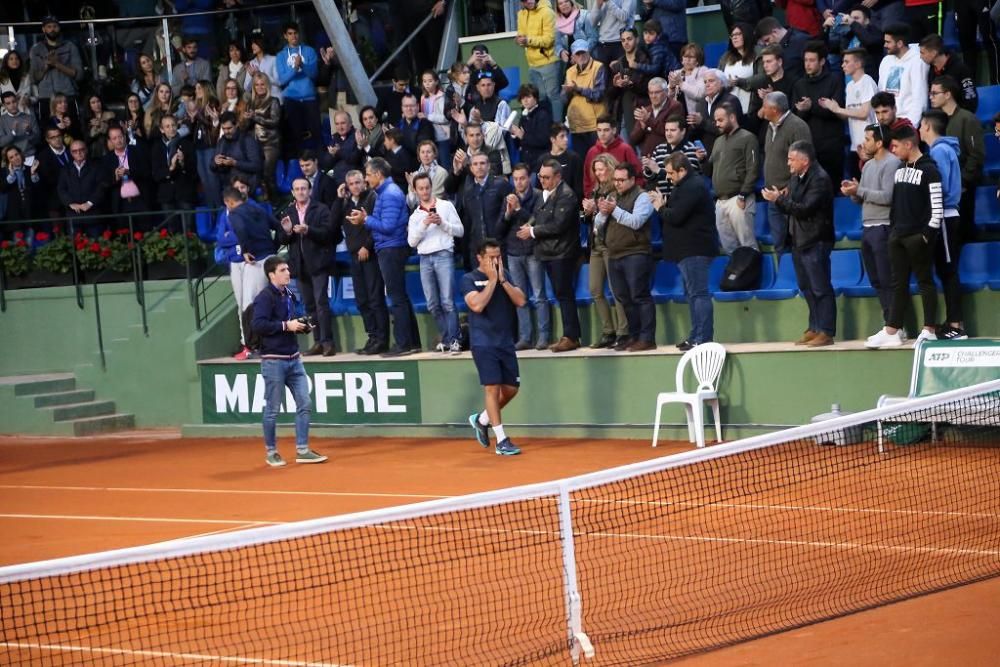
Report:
460,269,516,348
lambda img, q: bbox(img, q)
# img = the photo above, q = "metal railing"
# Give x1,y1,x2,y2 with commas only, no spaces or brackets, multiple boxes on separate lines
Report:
0,210,224,370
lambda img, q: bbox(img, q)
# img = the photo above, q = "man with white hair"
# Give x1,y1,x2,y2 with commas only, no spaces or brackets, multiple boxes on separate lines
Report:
627,76,682,157
760,91,811,252
687,68,744,164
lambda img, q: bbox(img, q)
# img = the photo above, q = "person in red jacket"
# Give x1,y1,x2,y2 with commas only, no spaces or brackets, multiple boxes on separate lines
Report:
582,114,645,195
775,0,822,38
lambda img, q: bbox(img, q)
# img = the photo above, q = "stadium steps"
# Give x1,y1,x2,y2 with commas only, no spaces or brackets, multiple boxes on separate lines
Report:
0,373,136,436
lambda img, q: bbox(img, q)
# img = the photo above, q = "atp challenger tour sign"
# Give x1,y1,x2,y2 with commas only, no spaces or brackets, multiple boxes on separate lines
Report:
202,363,421,424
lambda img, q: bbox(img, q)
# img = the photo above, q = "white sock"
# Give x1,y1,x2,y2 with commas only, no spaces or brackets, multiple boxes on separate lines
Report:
478,410,489,426
493,424,507,442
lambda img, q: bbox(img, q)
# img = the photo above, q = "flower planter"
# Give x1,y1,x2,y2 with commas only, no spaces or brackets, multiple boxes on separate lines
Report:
3,269,78,289
85,269,139,284
146,262,188,281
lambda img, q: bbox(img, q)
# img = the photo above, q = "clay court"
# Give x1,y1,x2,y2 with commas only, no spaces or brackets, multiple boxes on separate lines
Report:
1,431,999,666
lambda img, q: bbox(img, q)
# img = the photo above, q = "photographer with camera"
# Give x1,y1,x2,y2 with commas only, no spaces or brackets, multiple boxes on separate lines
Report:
278,177,340,357
252,255,328,468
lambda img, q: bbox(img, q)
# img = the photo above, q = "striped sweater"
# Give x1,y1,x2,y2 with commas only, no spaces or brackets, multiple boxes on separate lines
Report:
890,154,942,237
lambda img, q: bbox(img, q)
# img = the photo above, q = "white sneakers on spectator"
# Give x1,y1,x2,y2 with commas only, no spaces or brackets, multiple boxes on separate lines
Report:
913,329,938,346
865,328,904,349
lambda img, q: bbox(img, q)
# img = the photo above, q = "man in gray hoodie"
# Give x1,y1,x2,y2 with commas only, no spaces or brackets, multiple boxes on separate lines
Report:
28,17,83,122
841,123,899,324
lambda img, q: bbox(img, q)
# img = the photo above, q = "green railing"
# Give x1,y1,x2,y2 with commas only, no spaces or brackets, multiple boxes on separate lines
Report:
0,211,227,370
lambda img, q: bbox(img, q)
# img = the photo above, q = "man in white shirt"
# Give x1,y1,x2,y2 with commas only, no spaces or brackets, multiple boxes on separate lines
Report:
877,23,929,127
819,48,877,178
408,172,465,354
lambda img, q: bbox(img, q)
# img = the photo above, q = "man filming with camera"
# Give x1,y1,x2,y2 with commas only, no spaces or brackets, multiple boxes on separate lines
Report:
252,255,329,468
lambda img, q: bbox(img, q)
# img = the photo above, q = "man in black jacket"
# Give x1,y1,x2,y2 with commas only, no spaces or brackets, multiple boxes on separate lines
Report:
103,125,152,223
277,177,340,356
380,128,415,190
509,85,552,172
756,17,810,81
35,127,70,218
453,152,510,269
650,152,719,350
150,115,197,218
825,5,884,80
321,110,362,186
398,94,436,159
252,254,328,468
299,151,338,209
762,140,836,347
213,112,263,196
792,41,846,183
58,140,107,233
331,170,389,354
516,159,581,352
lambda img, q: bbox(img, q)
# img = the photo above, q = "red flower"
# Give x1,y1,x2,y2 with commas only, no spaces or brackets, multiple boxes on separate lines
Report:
116,228,130,236
35,232,50,242
0,240,10,249
89,242,101,253
102,230,113,240
100,248,112,258
134,231,144,241
186,231,195,238
14,231,24,240
166,248,176,257
159,229,169,238
15,240,27,247
75,241,87,251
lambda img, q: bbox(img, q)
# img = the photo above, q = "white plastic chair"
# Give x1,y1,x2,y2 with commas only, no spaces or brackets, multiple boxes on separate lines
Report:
652,342,726,448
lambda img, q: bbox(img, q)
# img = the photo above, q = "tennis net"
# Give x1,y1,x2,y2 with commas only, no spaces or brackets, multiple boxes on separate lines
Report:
2,379,999,666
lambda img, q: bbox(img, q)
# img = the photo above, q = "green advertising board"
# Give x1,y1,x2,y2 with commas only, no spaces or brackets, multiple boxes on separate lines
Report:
202,362,421,424
913,339,1000,396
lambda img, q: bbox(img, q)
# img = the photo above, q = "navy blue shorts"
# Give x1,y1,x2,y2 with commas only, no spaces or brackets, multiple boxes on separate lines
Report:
471,345,520,387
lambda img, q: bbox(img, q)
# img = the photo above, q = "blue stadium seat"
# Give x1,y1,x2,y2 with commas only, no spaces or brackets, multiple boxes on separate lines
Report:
651,260,683,303
277,159,303,194
274,159,286,192
974,186,1000,231
575,262,594,305
498,67,521,103
405,270,428,313
454,269,469,312
834,196,862,241
985,135,1000,180
976,85,1000,125
840,269,877,298
958,242,1000,293
649,216,663,252
830,249,864,295
333,276,359,316
714,253,777,301
704,41,728,69
754,201,774,245
755,253,799,300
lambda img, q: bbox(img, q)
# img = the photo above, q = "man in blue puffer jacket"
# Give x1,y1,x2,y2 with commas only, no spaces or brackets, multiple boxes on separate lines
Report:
347,157,417,356
919,108,966,340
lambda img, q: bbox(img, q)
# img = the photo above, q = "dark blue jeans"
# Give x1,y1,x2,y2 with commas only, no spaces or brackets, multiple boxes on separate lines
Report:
261,357,310,454
678,256,714,344
792,241,836,337
607,253,656,343
860,224,892,322
377,245,414,349
542,256,581,341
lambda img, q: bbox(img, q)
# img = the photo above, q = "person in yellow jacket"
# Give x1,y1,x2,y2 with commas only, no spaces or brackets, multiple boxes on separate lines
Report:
516,0,563,123
562,39,608,157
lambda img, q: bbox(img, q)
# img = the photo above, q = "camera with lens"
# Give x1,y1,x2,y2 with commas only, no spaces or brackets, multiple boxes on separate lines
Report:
294,315,316,334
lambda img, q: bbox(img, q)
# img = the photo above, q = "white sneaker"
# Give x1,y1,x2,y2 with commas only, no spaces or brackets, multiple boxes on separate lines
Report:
913,329,938,347
865,328,904,349
448,340,462,355
434,342,447,352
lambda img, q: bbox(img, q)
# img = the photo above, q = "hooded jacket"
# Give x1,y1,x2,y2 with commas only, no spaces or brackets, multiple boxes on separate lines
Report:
927,136,961,214
517,0,559,68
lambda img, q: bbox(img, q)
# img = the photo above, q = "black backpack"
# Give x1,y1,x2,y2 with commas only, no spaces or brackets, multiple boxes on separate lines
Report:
241,303,263,352
719,246,762,291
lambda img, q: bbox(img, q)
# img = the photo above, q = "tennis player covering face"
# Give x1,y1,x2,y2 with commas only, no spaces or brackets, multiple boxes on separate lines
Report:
461,239,528,456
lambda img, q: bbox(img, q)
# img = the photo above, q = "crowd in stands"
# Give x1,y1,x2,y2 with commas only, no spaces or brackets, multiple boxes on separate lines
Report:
2,1,999,359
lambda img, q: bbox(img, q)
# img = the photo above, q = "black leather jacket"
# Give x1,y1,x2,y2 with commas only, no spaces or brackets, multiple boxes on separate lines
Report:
776,164,835,251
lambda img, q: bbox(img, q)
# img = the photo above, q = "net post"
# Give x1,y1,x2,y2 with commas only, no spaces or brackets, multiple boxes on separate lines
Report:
558,481,594,664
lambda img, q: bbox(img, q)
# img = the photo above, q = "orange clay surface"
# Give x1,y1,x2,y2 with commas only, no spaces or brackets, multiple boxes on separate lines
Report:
0,432,998,665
